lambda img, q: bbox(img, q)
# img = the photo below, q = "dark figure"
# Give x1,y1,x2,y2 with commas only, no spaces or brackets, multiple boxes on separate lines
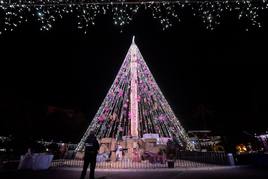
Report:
80,132,100,179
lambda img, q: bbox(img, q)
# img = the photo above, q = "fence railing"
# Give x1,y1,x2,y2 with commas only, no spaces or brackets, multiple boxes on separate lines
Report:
176,151,230,165
50,151,234,169
51,158,217,169
0,151,234,170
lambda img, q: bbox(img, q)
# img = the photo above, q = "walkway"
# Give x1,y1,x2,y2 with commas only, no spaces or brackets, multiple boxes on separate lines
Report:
1,166,268,179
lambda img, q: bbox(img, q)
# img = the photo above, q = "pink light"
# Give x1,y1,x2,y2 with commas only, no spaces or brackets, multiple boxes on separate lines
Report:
130,37,138,137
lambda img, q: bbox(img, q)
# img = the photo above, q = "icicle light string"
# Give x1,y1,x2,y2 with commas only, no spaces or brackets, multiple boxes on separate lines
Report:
0,0,267,34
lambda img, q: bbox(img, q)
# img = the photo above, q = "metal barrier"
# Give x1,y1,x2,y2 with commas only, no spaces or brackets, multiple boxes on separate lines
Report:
176,151,229,165
51,158,217,168
51,151,231,168
1,151,232,169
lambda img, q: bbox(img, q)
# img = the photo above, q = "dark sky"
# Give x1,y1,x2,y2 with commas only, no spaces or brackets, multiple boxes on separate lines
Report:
0,8,268,142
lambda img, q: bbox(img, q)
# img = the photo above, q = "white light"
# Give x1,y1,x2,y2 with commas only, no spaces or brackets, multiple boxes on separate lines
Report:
0,0,267,34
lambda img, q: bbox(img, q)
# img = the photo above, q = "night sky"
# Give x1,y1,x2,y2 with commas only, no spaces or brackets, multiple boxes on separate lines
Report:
0,8,268,142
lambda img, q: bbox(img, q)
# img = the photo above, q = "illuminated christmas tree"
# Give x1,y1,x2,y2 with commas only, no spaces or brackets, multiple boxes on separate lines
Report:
76,37,193,151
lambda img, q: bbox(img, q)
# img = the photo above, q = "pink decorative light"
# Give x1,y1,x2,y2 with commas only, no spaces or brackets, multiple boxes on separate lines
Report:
130,36,139,137
98,115,105,122
76,37,194,151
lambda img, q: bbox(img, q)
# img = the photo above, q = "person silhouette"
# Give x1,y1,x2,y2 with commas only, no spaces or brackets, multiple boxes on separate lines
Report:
80,132,100,179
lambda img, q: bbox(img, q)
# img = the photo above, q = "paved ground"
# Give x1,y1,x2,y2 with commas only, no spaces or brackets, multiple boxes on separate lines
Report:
1,166,268,179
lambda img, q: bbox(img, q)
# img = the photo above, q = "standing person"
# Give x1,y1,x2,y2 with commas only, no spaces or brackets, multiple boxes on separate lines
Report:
80,132,100,179
115,143,123,161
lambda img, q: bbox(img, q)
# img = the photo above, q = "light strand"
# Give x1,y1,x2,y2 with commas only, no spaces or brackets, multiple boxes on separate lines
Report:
0,1,267,34
76,37,194,151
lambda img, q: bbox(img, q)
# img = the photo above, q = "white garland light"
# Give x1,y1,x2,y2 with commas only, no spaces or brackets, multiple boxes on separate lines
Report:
0,0,267,34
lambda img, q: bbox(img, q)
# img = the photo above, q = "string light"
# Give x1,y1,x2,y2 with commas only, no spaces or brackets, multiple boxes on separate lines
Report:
0,1,266,33
76,37,194,151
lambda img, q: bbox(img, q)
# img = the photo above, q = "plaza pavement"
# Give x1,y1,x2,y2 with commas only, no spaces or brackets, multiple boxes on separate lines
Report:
1,166,268,179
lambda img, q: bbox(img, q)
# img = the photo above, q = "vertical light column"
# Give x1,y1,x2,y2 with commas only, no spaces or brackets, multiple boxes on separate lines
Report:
130,37,138,137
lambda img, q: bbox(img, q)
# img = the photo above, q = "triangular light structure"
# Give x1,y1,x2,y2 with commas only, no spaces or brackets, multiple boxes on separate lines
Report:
76,37,193,151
